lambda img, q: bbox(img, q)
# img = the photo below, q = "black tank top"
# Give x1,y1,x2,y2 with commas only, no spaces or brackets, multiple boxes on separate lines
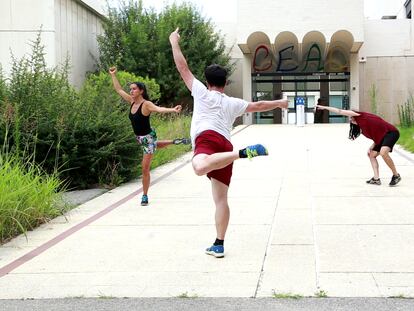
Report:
129,101,151,136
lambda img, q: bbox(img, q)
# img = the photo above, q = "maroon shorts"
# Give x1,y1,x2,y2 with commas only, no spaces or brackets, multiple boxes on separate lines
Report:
194,130,233,186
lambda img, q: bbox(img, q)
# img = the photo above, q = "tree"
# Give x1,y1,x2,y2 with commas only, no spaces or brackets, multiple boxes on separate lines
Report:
98,0,232,108
98,0,158,77
156,3,231,106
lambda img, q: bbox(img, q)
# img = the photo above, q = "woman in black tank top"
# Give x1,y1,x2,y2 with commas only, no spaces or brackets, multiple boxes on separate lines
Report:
109,67,190,206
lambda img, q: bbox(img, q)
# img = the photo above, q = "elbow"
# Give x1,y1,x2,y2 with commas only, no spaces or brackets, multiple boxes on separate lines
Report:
248,102,262,113
177,64,189,75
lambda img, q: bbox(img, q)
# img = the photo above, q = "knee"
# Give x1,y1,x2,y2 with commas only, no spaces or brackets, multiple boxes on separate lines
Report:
368,150,377,158
379,150,389,158
215,200,229,210
192,155,209,176
192,163,205,176
141,164,151,174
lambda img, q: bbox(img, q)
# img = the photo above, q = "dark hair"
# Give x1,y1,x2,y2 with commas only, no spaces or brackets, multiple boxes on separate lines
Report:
204,64,227,87
317,97,327,104
131,81,149,100
349,123,361,140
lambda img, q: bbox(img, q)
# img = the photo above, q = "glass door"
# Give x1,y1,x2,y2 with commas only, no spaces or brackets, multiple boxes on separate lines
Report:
253,81,274,124
328,75,350,123
251,73,349,124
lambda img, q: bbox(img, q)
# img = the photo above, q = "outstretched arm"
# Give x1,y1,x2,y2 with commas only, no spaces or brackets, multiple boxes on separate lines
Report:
109,67,132,103
145,101,182,114
169,27,194,91
315,105,360,117
245,99,289,113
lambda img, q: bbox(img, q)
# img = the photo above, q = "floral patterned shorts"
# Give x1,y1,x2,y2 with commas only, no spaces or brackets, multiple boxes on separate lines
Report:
136,128,158,154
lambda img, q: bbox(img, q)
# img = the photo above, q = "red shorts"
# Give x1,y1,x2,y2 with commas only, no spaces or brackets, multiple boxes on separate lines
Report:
194,130,233,186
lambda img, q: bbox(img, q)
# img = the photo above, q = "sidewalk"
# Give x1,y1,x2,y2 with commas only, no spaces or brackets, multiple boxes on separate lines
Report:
0,124,413,299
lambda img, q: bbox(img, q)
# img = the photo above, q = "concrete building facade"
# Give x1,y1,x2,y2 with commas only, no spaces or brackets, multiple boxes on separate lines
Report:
359,16,414,124
215,0,413,125
0,0,104,87
1,0,412,125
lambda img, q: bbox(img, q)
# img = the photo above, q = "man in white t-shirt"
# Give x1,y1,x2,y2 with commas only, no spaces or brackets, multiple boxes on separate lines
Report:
170,28,288,258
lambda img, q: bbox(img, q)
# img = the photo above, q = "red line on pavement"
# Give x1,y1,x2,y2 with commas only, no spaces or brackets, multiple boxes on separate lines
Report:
0,125,250,278
0,159,190,278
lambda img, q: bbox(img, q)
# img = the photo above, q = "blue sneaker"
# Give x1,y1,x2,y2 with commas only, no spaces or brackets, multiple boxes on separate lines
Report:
173,138,191,145
205,245,224,258
245,144,268,159
141,194,149,206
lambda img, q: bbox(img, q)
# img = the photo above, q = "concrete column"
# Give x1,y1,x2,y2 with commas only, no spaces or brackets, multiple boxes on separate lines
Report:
242,54,253,125
320,75,330,123
272,77,282,123
350,53,360,110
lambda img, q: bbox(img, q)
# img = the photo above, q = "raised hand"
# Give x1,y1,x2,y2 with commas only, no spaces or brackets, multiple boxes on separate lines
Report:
169,27,181,45
109,67,117,75
173,105,182,113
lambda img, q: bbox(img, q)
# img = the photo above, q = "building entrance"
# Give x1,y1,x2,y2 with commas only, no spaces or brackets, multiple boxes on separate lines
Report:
252,72,350,124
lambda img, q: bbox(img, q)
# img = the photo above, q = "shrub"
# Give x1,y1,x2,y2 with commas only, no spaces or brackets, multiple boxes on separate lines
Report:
3,33,79,172
0,33,164,189
70,70,161,188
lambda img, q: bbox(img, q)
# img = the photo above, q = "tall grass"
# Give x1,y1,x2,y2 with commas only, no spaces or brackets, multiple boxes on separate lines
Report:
370,84,378,114
398,94,414,128
397,126,414,153
0,153,68,244
150,113,192,169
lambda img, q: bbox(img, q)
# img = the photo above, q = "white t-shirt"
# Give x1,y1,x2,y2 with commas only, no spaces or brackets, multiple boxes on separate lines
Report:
190,78,248,146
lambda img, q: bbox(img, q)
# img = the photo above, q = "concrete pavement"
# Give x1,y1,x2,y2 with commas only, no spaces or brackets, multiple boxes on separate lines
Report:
0,124,414,299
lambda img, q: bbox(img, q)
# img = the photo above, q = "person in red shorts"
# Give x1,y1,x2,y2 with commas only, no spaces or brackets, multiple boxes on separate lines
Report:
169,28,288,258
315,105,401,186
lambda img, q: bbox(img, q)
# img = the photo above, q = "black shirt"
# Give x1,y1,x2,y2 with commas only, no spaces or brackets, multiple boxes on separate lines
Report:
129,101,151,136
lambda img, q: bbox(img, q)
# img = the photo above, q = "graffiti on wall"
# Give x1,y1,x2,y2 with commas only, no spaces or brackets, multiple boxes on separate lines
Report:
253,43,349,73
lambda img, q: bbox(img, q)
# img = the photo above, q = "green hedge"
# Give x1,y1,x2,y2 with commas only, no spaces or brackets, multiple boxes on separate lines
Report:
0,33,189,189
